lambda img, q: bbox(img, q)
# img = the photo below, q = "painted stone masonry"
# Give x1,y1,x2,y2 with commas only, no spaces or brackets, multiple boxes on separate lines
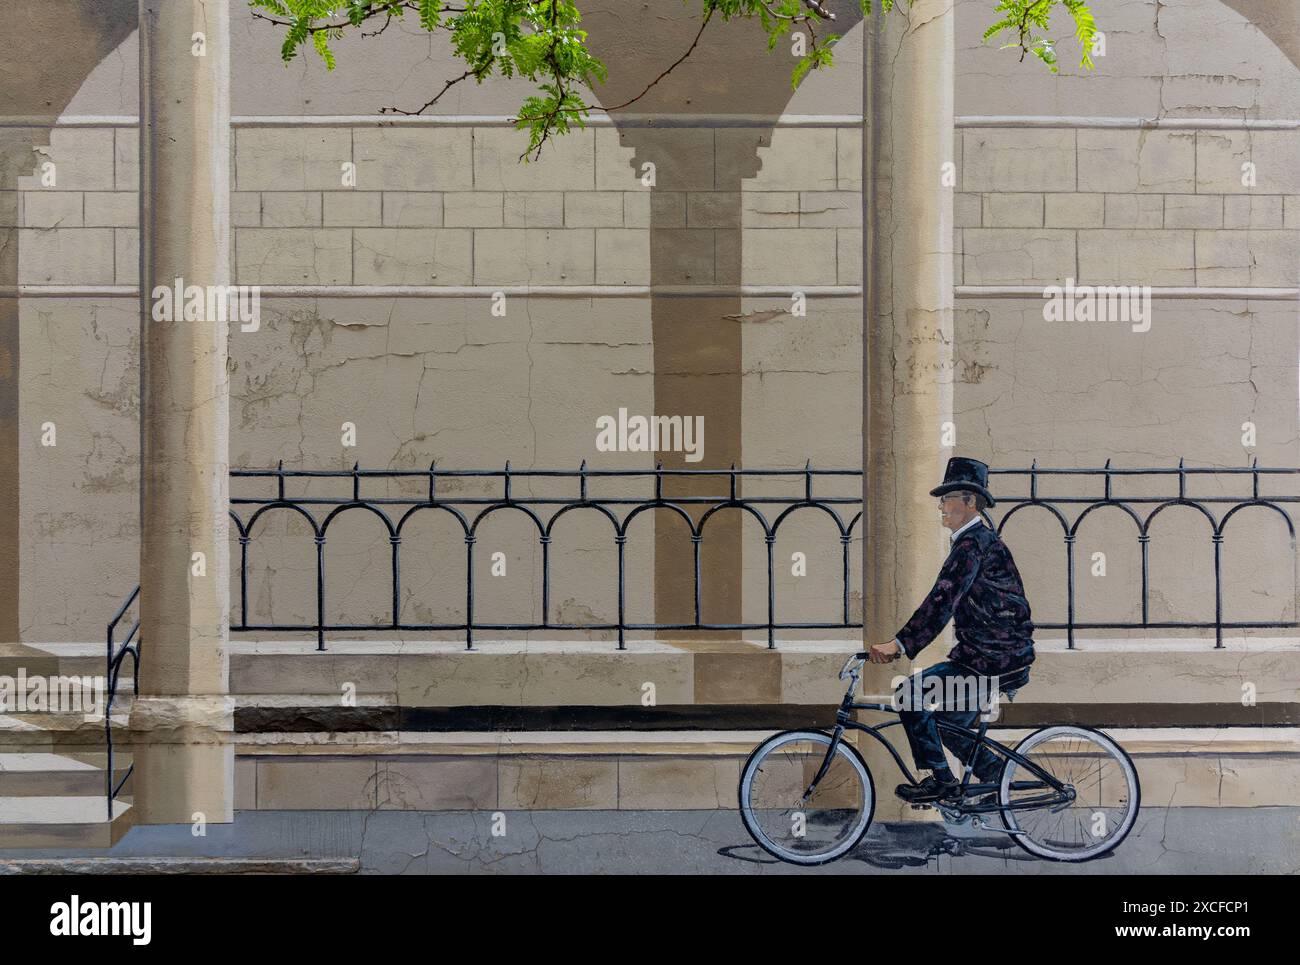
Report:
0,0,1297,851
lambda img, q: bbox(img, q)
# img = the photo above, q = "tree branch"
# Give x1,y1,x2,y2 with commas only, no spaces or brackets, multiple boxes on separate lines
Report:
381,68,476,115
517,0,718,124
249,4,407,35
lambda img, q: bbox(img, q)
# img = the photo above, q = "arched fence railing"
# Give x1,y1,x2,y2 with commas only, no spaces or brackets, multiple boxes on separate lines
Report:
985,460,1299,647
229,462,863,651
109,459,1300,662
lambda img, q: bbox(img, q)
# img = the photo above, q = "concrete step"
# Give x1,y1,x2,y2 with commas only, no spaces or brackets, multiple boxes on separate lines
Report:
0,645,64,680
0,706,131,748
0,796,134,849
0,645,136,849
227,638,1300,727
231,726,1300,811
0,753,131,797
0,643,134,692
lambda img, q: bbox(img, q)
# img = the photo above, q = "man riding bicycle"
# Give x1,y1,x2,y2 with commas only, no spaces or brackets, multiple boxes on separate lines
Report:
866,457,1035,804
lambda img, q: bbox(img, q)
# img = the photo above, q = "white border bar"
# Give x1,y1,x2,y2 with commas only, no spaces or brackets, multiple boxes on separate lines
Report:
9,285,1296,300
5,114,1297,130
957,285,1300,300
1,285,863,299
957,115,1300,130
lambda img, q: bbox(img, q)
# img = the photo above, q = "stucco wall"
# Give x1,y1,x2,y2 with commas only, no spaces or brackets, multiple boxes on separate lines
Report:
950,0,1299,639
7,0,1297,642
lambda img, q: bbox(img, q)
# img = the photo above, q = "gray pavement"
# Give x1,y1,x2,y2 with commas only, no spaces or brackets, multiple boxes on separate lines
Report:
3,807,1298,873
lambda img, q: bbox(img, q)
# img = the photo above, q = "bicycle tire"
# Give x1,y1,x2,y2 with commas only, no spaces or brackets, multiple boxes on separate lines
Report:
1000,724,1141,862
738,729,875,866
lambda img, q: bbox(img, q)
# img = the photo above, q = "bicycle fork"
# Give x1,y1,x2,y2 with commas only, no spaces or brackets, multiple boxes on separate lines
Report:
802,725,847,802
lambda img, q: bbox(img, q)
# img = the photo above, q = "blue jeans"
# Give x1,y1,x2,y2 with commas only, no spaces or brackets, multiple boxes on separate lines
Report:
895,660,1022,780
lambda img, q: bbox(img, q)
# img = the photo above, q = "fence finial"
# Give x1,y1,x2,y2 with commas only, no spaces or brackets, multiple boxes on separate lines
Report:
579,459,588,500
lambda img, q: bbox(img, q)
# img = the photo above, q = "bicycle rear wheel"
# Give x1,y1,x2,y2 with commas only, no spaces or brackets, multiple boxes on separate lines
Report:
738,729,874,866
1000,725,1140,862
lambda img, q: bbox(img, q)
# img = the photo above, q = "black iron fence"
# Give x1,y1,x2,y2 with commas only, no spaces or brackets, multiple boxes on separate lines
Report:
229,462,863,650
109,460,1300,669
985,460,1299,647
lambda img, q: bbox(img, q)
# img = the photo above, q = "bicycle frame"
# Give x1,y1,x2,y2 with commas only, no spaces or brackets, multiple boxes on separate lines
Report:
804,658,1073,817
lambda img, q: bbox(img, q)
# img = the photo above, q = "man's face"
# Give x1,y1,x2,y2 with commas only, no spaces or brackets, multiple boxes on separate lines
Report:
938,492,977,531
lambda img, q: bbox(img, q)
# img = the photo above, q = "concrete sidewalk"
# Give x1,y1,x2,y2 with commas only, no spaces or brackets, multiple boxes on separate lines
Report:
1,807,1296,874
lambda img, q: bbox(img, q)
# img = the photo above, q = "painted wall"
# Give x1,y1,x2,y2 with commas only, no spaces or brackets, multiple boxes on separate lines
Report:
8,0,1297,642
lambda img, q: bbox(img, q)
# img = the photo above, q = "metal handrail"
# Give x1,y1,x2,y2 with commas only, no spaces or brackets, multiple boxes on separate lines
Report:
105,585,140,819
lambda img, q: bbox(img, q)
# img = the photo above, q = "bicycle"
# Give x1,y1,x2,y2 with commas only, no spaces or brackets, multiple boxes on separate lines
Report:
738,651,1141,866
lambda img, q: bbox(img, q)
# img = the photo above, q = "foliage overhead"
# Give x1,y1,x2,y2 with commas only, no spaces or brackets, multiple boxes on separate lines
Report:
249,0,1100,159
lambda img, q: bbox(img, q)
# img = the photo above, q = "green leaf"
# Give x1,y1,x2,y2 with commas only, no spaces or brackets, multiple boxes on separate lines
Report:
250,0,1101,161
311,29,336,70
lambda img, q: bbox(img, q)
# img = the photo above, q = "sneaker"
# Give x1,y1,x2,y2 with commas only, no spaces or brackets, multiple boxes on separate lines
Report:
895,774,961,804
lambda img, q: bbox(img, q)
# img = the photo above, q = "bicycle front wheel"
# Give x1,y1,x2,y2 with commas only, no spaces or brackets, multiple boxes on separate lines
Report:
739,729,875,866
1000,725,1141,862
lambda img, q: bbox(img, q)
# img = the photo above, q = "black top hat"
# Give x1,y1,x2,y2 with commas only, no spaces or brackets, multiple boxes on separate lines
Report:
929,456,996,507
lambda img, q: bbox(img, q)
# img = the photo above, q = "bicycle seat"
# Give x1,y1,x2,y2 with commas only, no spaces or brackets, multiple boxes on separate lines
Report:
997,665,1031,701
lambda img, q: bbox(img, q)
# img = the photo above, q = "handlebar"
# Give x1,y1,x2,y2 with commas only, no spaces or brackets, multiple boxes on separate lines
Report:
839,647,905,681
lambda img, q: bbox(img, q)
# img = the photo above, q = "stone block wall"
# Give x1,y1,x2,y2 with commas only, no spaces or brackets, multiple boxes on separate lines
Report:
950,0,1300,640
957,127,1300,288
9,0,1298,644
15,114,866,641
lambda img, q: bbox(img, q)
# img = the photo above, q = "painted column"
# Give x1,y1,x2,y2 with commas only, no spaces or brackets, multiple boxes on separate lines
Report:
861,0,955,823
130,0,233,824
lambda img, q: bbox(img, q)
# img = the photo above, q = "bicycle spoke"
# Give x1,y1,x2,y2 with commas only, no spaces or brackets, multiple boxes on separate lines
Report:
742,733,873,864
1002,728,1138,861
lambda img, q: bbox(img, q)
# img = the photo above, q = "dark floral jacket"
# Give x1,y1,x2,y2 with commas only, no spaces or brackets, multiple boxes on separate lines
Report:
894,522,1035,677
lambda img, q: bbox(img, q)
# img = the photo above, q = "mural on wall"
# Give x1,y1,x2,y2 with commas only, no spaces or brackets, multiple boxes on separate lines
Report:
0,0,1296,910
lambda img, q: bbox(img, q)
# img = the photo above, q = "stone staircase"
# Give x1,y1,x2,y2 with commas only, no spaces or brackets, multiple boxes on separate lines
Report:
0,644,135,849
